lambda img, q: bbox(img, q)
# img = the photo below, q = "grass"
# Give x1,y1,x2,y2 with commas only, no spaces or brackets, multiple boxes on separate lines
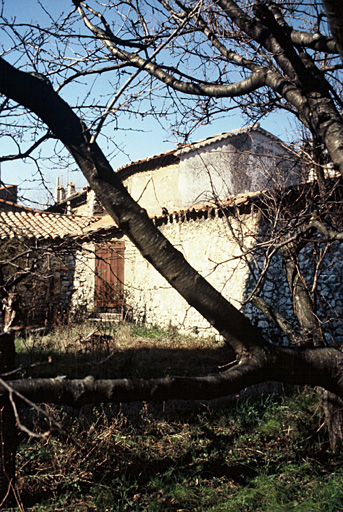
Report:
6,322,343,511
14,321,232,379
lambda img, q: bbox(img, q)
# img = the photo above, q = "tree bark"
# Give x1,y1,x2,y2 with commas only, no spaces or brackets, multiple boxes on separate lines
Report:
323,0,343,62
0,332,17,507
2,345,343,406
322,390,343,452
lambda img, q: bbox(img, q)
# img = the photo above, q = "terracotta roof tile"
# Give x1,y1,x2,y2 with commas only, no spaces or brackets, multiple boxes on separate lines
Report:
0,210,102,241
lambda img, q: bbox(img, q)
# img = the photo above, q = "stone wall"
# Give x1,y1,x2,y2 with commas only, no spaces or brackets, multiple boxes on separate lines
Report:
123,204,343,344
70,242,96,313
63,190,342,346
244,239,343,346
0,243,77,326
124,207,260,336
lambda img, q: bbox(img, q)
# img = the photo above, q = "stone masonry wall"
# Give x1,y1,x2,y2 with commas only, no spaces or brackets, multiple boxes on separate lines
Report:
70,242,96,314
243,239,343,346
124,207,343,344
124,208,260,336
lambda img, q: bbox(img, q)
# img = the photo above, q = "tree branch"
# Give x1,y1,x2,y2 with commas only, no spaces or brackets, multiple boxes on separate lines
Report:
251,296,303,345
77,1,269,98
323,0,343,62
2,345,343,406
0,131,51,162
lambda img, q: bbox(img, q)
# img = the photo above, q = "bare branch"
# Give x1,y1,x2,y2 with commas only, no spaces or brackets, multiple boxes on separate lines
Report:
251,296,303,345
89,1,204,143
0,131,51,162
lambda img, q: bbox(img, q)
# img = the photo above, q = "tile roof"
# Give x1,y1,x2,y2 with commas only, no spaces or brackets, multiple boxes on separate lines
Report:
1,182,326,243
62,192,264,237
116,124,281,179
0,198,42,213
0,210,102,241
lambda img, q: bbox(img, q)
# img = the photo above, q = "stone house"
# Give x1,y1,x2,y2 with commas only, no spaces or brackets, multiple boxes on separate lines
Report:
0,202,110,326
47,125,312,338
5,124,341,344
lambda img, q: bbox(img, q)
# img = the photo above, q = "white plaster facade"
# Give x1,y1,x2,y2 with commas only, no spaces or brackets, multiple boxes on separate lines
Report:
123,126,299,216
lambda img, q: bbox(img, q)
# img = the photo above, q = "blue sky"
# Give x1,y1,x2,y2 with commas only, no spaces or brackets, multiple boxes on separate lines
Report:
0,108,297,207
0,1,300,207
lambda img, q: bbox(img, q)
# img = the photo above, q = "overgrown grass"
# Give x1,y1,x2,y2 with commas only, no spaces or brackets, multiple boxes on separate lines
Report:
7,322,343,511
14,321,232,379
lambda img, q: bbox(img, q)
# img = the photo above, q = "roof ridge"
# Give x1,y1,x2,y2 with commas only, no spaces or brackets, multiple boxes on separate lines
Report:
115,124,281,177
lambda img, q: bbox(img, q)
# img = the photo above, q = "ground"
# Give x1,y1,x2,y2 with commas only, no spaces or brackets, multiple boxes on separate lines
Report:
6,322,343,511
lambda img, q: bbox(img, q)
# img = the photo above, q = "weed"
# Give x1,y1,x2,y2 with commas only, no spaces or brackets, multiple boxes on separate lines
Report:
7,322,343,511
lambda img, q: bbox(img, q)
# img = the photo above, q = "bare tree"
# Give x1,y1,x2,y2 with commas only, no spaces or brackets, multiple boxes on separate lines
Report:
1,0,343,502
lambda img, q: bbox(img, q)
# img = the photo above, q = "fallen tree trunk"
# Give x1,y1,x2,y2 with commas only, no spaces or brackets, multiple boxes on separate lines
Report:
2,345,343,408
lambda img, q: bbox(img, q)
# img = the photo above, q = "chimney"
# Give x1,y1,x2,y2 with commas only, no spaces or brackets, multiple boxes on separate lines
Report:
87,188,96,216
54,177,66,203
54,177,60,203
0,184,18,204
86,188,104,216
67,182,76,197
57,186,66,203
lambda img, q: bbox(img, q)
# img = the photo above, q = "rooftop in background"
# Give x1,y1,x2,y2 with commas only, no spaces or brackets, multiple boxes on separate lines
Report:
48,124,293,216
0,210,104,242
0,184,26,212
116,124,285,180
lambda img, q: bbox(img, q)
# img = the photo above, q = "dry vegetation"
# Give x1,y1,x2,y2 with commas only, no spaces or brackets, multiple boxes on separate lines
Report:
15,321,233,380
6,322,343,511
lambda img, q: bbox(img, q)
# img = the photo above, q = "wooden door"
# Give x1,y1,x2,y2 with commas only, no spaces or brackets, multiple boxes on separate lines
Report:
94,241,125,309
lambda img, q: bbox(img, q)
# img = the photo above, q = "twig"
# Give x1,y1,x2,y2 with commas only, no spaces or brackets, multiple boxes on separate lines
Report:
0,358,53,378
0,377,62,435
9,389,51,439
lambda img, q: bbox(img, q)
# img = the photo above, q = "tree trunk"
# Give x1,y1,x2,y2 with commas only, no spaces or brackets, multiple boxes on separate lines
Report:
0,332,17,507
281,245,343,451
322,390,343,453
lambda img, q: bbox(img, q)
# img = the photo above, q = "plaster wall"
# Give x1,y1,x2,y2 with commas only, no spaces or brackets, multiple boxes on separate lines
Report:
178,131,298,206
126,163,180,216
125,132,298,220
124,209,260,336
